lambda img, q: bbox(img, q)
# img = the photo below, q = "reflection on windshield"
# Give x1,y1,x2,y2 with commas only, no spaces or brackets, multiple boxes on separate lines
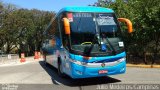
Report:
69,13,119,45
70,13,96,45
68,12,123,56
97,14,116,26
96,13,118,38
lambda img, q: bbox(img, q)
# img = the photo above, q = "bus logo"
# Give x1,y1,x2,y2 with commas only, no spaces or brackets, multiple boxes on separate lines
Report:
101,63,105,67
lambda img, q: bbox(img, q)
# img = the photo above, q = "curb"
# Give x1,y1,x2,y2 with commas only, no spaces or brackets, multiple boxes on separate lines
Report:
0,57,44,67
0,60,36,67
127,64,160,68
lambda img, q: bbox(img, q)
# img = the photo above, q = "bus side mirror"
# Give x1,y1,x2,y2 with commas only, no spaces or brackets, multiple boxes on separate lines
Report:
118,18,133,33
63,18,70,35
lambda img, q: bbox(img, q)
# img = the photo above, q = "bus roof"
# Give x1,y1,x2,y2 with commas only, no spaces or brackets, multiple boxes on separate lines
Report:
46,6,114,31
59,6,114,13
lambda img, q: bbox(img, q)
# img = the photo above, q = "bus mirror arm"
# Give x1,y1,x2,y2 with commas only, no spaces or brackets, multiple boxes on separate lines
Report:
118,18,133,33
63,18,71,35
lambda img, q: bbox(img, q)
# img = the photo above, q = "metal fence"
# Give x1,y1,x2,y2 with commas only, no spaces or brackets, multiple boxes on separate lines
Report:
0,54,19,64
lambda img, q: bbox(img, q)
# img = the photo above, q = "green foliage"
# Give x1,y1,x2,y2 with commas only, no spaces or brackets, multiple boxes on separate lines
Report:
0,2,53,55
97,0,160,64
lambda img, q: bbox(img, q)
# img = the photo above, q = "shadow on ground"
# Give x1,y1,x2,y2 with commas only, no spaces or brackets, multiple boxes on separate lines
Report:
39,61,121,86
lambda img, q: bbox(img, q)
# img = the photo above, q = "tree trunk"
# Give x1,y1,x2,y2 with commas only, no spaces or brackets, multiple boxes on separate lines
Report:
143,51,147,64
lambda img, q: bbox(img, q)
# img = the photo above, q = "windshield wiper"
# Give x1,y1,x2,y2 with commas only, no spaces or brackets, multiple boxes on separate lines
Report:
99,28,116,55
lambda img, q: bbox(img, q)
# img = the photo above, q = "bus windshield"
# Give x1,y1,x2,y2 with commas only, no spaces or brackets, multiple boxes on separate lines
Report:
70,13,96,45
68,12,123,56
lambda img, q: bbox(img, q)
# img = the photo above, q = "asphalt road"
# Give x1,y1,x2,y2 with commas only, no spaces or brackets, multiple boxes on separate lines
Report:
0,61,160,90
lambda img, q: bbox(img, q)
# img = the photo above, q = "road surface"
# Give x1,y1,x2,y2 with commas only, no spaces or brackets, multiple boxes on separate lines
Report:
0,61,160,90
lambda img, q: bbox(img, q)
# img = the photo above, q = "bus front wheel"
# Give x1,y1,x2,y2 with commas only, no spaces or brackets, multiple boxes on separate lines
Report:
58,58,66,77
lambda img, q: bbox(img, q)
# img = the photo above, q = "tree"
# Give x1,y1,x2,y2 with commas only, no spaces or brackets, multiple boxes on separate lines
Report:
26,9,53,55
93,0,160,64
0,2,54,55
0,3,18,53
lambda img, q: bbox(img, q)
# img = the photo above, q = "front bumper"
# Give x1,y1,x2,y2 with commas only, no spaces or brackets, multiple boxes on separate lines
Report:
69,59,126,79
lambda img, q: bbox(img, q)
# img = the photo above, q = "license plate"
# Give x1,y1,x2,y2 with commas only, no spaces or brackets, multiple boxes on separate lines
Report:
99,70,108,74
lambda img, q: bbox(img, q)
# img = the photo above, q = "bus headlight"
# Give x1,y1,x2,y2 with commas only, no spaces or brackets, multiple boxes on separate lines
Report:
81,62,87,65
70,59,87,66
71,59,77,62
118,57,126,62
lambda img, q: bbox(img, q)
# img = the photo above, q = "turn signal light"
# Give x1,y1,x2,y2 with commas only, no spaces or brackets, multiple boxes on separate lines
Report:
83,56,91,60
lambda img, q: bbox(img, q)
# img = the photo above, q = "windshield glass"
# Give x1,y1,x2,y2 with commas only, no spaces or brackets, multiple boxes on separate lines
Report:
69,13,96,45
67,12,124,56
96,13,118,37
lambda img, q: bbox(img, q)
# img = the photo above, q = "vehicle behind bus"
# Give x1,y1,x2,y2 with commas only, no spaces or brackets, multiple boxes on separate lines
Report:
42,6,133,79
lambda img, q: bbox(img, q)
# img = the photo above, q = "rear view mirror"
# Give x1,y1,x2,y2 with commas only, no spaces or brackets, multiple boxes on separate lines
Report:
118,18,133,33
63,18,70,35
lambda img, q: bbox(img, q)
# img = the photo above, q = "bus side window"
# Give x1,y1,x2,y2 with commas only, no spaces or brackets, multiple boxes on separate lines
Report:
48,17,60,38
47,17,61,48
60,13,69,49
54,19,60,39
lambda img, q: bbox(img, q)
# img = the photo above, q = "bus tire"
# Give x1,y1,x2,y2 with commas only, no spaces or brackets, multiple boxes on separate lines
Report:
58,58,66,77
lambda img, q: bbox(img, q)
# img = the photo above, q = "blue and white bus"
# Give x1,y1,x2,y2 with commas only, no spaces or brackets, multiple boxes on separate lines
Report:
42,6,133,79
